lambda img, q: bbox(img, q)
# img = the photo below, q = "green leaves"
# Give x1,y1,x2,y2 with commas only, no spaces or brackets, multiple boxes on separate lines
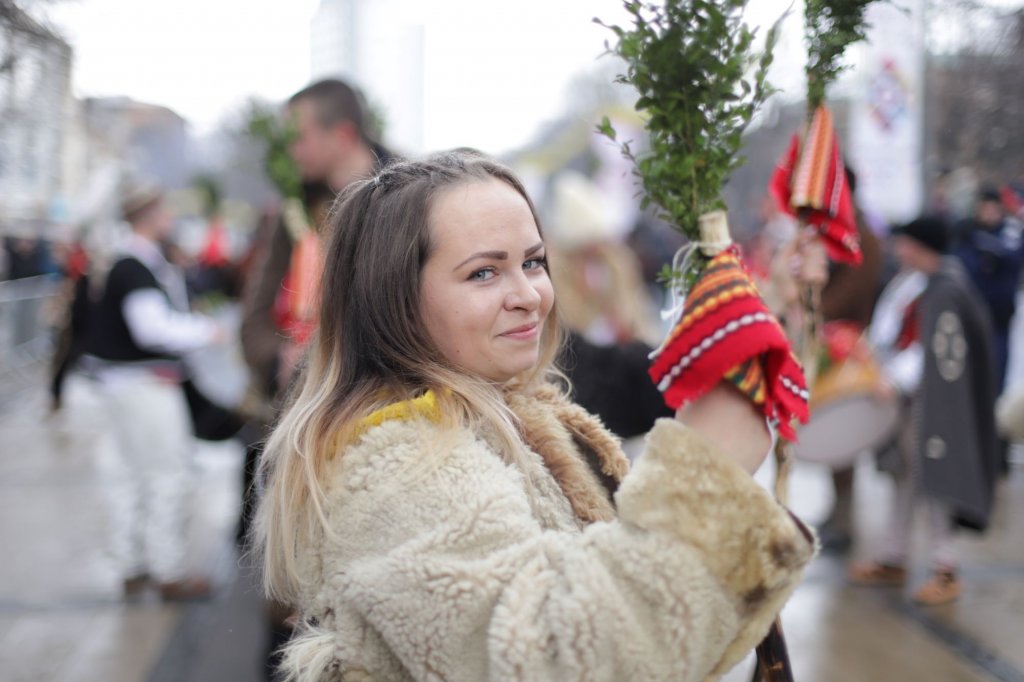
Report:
596,1,782,238
805,0,880,109
597,116,617,141
242,99,303,201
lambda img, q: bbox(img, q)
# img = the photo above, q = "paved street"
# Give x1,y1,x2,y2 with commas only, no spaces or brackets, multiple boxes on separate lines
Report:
0,366,1022,681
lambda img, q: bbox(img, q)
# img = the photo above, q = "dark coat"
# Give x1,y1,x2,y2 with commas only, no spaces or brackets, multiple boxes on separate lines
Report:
560,330,673,440
915,259,1000,531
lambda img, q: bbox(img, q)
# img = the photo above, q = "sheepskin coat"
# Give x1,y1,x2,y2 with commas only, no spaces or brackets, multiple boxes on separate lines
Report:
282,384,815,681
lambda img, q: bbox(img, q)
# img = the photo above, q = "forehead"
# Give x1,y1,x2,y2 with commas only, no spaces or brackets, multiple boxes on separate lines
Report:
893,234,923,253
429,178,539,244
289,98,321,129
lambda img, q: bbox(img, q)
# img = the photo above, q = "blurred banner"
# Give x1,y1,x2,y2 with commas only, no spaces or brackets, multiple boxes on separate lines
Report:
847,0,926,226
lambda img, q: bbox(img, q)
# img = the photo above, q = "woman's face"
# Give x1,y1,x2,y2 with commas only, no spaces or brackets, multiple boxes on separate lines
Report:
420,178,554,383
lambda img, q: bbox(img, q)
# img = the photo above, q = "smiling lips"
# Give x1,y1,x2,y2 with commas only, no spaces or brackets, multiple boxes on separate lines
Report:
500,322,540,340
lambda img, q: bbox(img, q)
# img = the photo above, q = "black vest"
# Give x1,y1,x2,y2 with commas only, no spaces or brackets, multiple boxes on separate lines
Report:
86,257,175,363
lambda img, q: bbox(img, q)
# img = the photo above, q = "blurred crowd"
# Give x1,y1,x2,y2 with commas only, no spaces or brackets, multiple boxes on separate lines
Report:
2,74,1022,677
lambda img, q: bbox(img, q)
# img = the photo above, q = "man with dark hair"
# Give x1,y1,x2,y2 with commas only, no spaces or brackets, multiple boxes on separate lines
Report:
238,78,394,680
286,79,383,195
240,79,393,419
954,185,1024,389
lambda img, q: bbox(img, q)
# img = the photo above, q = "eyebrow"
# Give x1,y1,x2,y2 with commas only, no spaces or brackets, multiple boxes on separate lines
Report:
453,241,544,271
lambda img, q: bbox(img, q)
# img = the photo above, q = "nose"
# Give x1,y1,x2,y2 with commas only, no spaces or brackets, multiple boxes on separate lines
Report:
504,270,542,311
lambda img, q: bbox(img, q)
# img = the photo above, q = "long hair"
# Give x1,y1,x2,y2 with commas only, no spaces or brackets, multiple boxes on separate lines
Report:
255,152,564,603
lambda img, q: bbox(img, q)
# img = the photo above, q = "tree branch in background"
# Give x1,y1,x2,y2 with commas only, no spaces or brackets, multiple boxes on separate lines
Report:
803,0,879,110
240,99,302,202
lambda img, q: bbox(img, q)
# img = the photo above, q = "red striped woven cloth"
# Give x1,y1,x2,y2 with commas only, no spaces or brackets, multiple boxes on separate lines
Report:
273,230,323,346
770,106,861,265
649,248,810,441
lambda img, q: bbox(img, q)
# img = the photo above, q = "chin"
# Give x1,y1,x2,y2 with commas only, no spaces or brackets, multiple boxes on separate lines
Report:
506,357,541,380
482,359,537,384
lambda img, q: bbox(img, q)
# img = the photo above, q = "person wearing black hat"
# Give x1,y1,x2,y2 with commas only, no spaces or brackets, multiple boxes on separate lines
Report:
849,215,1000,605
953,186,1024,389
83,183,226,601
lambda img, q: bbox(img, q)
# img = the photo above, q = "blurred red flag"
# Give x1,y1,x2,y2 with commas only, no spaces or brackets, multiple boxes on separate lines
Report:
770,106,861,265
198,219,230,267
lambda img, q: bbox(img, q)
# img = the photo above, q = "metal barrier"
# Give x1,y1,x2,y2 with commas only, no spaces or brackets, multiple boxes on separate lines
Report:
0,275,61,396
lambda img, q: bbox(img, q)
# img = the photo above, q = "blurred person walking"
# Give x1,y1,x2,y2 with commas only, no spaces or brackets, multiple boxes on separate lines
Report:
849,216,1000,605
47,239,91,413
238,77,394,679
954,186,1024,390
83,183,225,601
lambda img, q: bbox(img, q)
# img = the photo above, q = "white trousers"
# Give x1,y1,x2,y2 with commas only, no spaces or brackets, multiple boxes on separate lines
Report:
880,419,957,569
97,372,194,582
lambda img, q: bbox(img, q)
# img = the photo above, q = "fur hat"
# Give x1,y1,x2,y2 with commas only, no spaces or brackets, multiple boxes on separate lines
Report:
121,181,163,222
547,170,616,251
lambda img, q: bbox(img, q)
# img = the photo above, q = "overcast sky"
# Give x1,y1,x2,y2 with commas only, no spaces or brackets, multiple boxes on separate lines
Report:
46,0,802,155
48,0,321,131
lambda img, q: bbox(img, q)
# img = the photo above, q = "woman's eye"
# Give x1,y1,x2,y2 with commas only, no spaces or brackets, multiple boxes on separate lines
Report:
469,267,496,282
524,256,547,271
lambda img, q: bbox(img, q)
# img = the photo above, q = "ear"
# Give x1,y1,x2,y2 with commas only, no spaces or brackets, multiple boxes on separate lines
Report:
332,120,361,148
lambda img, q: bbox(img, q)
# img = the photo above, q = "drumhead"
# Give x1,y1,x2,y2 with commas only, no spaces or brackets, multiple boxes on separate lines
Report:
792,394,900,467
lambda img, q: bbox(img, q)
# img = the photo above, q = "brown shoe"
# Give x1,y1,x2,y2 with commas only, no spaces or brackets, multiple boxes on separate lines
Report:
158,576,213,602
912,569,961,606
848,561,908,586
123,573,152,598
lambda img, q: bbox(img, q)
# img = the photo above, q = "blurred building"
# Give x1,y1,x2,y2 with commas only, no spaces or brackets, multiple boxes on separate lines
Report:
0,4,73,235
80,97,190,191
310,0,424,153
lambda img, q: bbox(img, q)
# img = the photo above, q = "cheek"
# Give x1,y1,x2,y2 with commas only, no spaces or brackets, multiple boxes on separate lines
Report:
421,284,476,364
420,288,451,345
537,275,556,319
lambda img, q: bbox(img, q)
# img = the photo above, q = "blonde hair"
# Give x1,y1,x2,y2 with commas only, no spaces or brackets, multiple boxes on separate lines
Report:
255,152,565,604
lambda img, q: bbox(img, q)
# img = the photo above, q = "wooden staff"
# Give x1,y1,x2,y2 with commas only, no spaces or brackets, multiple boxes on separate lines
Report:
749,289,820,682
698,212,800,682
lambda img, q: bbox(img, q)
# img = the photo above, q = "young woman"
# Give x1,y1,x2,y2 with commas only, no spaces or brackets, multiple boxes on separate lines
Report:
255,152,815,681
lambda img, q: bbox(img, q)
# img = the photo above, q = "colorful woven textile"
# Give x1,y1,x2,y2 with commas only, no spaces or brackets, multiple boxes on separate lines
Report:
770,106,861,265
649,248,810,441
273,230,323,346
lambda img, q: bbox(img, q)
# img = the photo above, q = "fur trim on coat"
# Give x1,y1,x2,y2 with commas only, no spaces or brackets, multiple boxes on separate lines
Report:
281,385,815,682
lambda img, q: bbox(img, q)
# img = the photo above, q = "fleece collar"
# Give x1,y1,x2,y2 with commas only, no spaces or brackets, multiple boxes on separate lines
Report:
355,384,630,526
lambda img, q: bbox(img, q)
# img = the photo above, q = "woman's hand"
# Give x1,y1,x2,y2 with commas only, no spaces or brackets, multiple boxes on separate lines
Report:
675,382,773,474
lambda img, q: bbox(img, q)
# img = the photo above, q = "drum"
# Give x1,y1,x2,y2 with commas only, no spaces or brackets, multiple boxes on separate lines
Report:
791,338,900,468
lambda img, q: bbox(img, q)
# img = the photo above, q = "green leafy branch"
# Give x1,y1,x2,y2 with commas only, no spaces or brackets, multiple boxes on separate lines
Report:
804,0,879,109
596,0,783,239
241,99,303,201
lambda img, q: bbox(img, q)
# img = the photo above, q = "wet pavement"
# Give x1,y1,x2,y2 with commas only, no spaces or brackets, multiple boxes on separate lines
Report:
1,366,1022,681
